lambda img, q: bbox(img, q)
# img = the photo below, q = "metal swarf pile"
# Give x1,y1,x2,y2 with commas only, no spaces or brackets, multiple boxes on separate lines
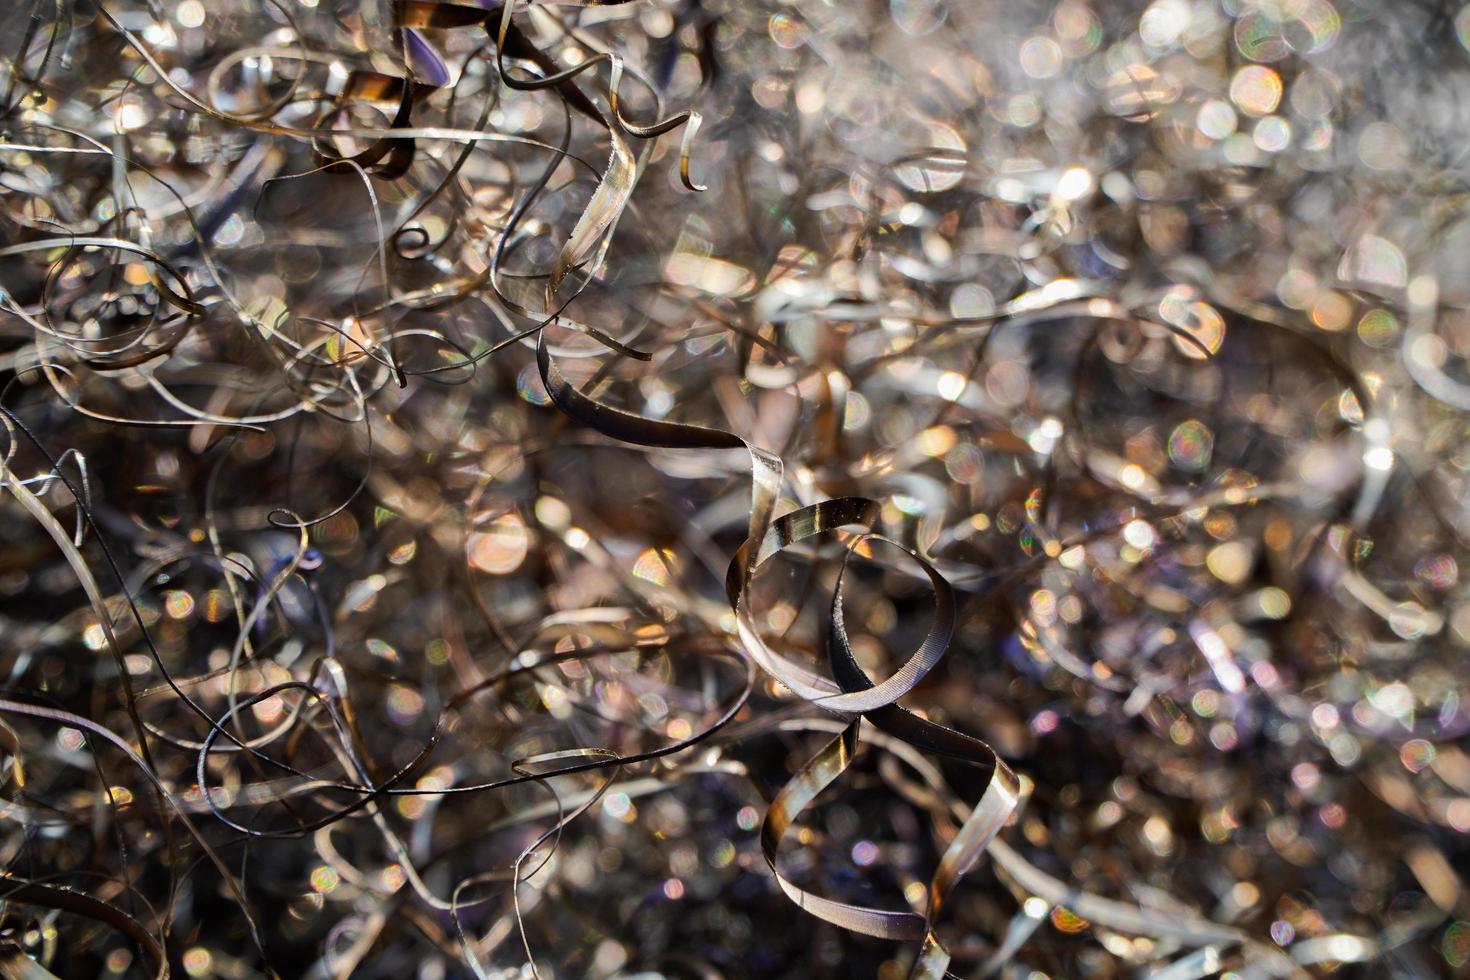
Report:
0,0,1467,976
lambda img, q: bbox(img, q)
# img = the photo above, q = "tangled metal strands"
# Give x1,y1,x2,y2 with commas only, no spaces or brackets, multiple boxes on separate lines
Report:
1,0,1470,976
